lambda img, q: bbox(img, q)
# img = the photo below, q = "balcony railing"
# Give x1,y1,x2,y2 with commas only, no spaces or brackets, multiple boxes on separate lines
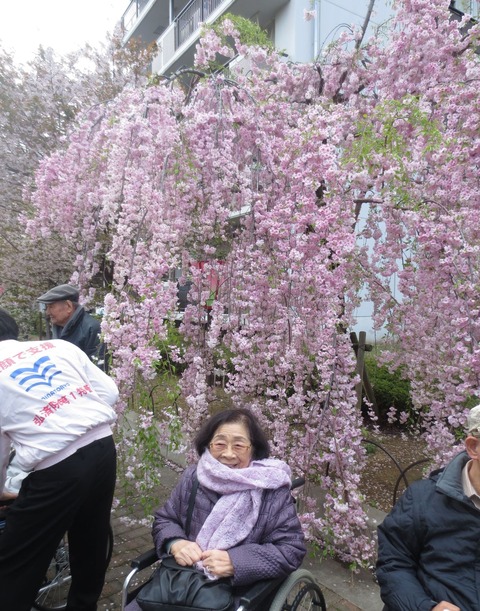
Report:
450,0,479,15
175,0,224,48
121,0,150,34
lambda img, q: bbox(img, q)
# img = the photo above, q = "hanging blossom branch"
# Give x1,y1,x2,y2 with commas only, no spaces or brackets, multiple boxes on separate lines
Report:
25,1,480,565
349,0,480,463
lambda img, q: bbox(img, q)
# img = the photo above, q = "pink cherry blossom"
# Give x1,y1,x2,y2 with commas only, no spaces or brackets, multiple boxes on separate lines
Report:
24,0,480,564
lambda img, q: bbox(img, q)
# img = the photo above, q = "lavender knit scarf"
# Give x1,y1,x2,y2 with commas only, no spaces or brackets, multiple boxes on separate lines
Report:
194,449,291,577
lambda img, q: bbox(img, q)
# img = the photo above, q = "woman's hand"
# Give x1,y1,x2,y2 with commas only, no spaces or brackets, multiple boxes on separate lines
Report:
201,550,234,578
432,603,460,611
170,539,203,566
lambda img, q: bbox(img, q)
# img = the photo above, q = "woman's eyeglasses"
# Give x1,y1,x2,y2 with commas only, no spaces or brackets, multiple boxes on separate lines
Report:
209,441,252,454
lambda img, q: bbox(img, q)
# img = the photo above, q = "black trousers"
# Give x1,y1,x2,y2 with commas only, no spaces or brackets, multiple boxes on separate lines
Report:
0,435,116,611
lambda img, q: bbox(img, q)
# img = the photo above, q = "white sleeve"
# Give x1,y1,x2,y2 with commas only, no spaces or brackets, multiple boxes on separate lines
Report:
4,453,27,493
0,432,11,493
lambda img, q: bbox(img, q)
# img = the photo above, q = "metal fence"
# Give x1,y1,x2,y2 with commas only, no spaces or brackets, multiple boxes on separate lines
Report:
176,0,224,48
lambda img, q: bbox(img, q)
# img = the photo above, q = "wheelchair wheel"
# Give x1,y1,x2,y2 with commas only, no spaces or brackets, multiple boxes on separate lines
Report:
268,569,326,611
33,524,114,611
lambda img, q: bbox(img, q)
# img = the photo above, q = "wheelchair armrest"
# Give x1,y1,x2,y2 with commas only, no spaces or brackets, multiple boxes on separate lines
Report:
291,476,305,490
237,577,284,608
122,548,161,609
130,547,159,570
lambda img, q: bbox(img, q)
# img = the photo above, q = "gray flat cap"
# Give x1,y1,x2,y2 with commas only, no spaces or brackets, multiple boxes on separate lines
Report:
37,284,80,304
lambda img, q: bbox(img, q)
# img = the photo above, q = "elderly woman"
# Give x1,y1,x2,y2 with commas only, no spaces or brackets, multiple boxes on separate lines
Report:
127,408,306,610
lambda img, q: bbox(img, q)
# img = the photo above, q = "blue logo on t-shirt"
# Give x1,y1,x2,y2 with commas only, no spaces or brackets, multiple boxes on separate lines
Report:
10,356,62,392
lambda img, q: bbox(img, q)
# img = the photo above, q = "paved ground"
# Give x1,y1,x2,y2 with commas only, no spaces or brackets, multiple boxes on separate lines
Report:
97,465,386,611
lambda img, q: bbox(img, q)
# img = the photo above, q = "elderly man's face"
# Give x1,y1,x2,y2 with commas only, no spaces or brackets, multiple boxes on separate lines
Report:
45,300,75,327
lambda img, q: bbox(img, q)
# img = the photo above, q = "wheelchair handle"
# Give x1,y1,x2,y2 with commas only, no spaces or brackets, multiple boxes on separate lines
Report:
291,477,305,490
131,548,159,570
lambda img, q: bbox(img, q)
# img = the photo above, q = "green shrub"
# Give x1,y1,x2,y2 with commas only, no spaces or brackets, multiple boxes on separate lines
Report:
365,353,414,427
153,321,187,376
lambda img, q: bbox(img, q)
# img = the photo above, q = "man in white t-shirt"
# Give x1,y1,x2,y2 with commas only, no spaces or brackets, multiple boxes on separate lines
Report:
0,307,118,611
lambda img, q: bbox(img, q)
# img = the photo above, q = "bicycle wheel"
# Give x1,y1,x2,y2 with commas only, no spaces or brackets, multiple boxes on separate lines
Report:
33,535,71,611
268,569,326,611
33,524,114,611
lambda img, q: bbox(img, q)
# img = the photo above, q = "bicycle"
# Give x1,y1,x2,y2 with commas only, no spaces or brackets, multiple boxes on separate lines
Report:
0,507,114,611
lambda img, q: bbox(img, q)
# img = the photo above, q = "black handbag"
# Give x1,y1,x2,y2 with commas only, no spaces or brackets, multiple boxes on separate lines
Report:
135,555,234,611
136,475,234,611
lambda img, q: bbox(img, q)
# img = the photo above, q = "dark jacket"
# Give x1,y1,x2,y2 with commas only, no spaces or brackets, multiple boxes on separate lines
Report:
152,465,307,587
52,306,106,369
376,451,480,611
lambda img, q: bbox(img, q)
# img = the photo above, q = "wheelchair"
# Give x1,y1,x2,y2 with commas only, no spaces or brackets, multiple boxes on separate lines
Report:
121,478,326,611
0,507,114,611
122,548,326,610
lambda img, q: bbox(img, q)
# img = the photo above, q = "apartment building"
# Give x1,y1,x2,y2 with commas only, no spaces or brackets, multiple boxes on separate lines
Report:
120,0,394,75
118,0,475,338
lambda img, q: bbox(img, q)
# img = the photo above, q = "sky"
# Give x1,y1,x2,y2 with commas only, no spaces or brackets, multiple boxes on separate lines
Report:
0,0,127,64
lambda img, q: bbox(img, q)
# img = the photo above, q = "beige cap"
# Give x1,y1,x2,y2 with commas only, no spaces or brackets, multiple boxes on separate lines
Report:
466,404,480,435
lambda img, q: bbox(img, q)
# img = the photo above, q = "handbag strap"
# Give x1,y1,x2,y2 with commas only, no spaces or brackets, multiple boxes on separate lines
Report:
185,472,199,538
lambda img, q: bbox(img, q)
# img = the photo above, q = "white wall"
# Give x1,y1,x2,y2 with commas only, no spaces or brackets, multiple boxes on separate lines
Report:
275,0,316,62
275,0,393,62
316,0,393,57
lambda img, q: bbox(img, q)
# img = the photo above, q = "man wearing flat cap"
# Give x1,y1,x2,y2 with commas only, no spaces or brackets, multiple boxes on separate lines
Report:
37,283,106,370
377,404,480,611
